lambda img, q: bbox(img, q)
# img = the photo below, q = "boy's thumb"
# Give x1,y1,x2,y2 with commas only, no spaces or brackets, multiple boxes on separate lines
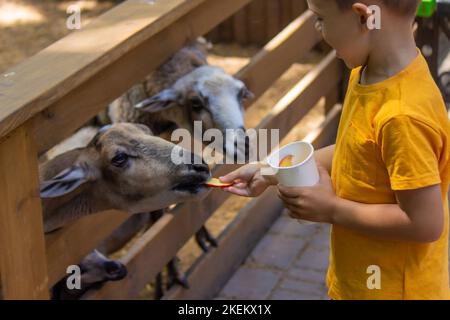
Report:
220,171,238,183
317,164,329,178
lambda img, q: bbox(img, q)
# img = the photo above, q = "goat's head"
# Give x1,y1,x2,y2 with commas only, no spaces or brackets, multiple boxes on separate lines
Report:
52,250,127,300
40,123,211,231
135,66,254,161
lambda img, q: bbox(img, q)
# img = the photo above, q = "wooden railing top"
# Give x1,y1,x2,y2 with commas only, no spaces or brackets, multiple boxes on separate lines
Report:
0,0,205,139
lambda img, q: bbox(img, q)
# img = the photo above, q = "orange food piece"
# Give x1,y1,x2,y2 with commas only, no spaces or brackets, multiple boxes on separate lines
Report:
205,178,233,188
279,155,294,167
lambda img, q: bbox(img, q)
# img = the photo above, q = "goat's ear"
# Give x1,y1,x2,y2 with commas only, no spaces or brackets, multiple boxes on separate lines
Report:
40,166,89,199
135,89,178,113
241,86,254,101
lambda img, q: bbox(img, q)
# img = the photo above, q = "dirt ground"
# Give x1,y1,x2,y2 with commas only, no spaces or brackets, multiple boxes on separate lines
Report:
0,0,327,299
0,0,118,73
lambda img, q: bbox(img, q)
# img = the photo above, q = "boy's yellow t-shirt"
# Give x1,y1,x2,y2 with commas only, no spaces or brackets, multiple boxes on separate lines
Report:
328,51,450,300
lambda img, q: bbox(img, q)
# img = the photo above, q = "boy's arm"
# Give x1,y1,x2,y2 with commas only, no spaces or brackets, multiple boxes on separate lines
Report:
314,144,335,175
331,184,444,243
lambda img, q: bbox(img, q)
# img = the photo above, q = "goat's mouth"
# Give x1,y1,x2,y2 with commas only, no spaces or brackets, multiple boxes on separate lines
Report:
172,175,210,194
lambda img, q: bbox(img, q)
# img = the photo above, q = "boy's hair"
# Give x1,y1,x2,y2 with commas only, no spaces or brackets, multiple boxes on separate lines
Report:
335,0,420,16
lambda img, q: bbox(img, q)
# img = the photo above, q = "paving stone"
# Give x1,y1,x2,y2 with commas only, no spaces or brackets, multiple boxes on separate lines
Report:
295,246,330,271
249,234,307,270
309,227,331,251
219,267,281,300
270,289,324,300
214,296,231,300
322,293,332,300
278,277,326,296
287,267,327,285
269,217,319,239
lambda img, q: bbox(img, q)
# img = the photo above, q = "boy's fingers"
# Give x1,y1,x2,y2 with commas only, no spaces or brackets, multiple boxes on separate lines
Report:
278,193,301,206
224,186,251,197
278,185,305,198
317,165,330,179
220,170,252,183
219,172,239,183
233,182,247,189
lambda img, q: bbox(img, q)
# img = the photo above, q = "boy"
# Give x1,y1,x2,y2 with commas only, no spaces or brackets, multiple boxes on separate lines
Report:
220,0,450,299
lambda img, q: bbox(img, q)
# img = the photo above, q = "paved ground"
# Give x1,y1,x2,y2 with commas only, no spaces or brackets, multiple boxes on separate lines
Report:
216,192,450,300
216,210,330,300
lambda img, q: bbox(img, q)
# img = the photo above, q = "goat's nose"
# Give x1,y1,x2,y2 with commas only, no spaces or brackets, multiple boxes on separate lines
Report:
104,261,123,275
188,153,209,173
104,261,128,279
188,162,210,174
190,152,204,164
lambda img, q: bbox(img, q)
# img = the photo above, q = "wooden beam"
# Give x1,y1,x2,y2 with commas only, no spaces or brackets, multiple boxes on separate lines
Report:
165,104,343,300
247,0,267,45
324,86,340,114
233,6,249,45
280,0,293,29
266,0,281,40
82,52,341,300
257,52,340,138
0,126,49,299
237,10,321,104
291,0,307,19
304,103,342,149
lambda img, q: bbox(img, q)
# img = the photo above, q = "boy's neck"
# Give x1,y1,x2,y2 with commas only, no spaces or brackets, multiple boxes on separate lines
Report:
362,23,418,85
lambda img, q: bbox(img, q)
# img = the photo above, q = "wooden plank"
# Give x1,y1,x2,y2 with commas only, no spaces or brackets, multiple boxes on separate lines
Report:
266,0,281,39
291,0,307,19
233,6,249,45
165,188,283,299
247,0,267,45
219,17,235,43
82,52,341,300
0,0,206,140
305,104,343,149
0,126,49,299
45,211,129,286
324,86,340,113
164,105,342,300
29,0,253,156
280,0,293,29
237,10,321,103
257,52,340,138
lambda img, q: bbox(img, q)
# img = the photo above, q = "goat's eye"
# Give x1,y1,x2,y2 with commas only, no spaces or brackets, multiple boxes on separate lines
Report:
238,88,246,101
238,88,251,101
111,153,129,168
190,97,203,110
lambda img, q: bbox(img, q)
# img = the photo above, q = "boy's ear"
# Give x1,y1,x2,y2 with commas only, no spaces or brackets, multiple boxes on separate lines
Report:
352,3,371,28
134,88,179,113
40,166,90,199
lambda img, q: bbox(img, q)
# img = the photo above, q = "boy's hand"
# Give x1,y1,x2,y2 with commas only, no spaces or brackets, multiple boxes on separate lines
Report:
219,162,277,197
277,164,338,223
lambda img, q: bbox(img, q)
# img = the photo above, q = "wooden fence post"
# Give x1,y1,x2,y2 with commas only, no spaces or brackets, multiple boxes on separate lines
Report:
0,125,49,299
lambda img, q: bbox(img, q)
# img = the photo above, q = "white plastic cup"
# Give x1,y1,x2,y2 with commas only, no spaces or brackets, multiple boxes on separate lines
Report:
266,141,320,225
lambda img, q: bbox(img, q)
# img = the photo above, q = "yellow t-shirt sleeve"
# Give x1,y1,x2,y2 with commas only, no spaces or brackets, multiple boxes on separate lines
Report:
378,115,442,190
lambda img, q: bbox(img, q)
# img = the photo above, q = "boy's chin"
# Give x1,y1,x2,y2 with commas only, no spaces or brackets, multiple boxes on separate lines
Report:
335,52,362,69
342,58,361,70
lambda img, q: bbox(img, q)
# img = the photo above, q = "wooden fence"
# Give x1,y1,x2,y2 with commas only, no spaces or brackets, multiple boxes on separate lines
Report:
208,0,308,45
0,0,343,299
